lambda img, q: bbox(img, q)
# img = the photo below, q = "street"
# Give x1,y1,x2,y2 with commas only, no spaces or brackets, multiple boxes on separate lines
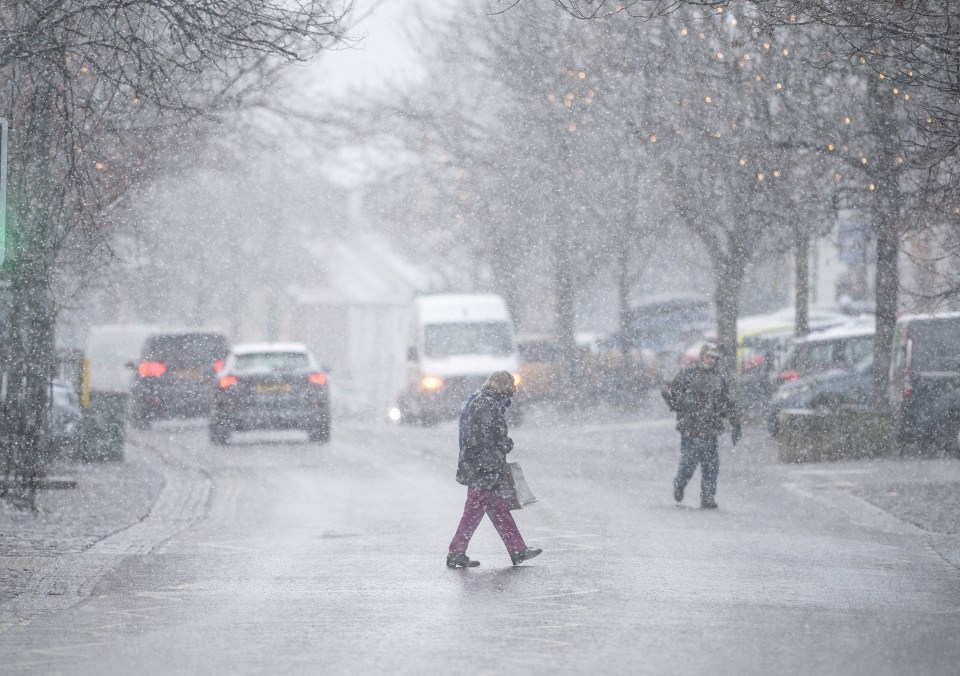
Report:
1,403,959,675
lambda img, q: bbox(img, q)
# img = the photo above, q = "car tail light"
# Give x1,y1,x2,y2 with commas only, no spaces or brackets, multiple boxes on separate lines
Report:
780,371,800,382
219,375,238,388
903,385,914,399
213,360,224,373
138,361,167,378
308,373,328,386
743,355,765,371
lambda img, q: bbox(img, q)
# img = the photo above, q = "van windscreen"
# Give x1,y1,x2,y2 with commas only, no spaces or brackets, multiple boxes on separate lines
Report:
424,322,513,358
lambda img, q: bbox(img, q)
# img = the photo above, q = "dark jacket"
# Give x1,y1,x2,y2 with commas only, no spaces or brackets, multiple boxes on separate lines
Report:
456,388,514,490
662,363,740,438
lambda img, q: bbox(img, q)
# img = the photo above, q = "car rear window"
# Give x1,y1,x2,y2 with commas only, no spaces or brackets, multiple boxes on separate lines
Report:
910,318,960,371
233,352,310,372
144,333,228,368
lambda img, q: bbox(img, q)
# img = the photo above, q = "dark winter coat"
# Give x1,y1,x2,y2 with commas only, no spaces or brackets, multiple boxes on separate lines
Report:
456,388,514,490
662,363,740,439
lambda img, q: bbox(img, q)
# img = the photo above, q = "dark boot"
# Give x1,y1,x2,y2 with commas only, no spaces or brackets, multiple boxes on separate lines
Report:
446,552,480,569
673,483,684,503
700,498,719,510
510,548,543,565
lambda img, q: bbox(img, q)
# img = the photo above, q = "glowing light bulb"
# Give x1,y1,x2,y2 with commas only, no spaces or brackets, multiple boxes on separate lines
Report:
757,173,765,181
739,159,747,166
828,144,835,151
776,82,784,90
869,183,876,191
649,134,657,143
705,96,713,103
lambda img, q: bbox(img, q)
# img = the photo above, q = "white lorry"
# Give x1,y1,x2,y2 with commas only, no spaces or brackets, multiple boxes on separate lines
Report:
393,293,520,424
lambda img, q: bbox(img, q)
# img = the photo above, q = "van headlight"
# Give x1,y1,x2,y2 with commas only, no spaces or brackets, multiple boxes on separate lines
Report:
420,376,443,391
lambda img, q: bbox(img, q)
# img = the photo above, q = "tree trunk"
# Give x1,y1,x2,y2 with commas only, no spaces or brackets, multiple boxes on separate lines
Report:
795,228,810,336
553,244,576,394
873,214,899,403
714,256,744,385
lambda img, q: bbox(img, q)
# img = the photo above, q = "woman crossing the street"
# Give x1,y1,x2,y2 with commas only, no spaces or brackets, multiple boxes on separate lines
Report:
446,371,542,569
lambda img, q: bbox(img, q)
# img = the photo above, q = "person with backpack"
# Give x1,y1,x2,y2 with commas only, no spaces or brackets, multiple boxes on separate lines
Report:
446,371,542,569
662,344,742,509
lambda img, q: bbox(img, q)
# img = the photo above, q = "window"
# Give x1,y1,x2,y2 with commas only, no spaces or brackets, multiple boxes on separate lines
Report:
423,322,514,358
234,352,311,372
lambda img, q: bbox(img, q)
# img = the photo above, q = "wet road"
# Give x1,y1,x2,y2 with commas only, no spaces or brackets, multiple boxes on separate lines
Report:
1,406,959,675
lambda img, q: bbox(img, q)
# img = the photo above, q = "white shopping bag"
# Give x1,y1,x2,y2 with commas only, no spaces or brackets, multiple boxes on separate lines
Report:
504,461,538,510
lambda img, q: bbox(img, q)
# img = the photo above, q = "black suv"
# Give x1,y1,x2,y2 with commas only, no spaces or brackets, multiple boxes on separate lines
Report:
130,330,230,428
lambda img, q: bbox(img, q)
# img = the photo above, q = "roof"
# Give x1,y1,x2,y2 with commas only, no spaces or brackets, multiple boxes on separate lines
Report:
291,234,437,306
796,322,875,343
415,294,511,323
231,342,310,355
898,311,960,323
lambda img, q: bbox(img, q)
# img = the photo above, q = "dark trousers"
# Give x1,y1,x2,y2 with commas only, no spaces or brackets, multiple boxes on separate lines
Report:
674,434,719,502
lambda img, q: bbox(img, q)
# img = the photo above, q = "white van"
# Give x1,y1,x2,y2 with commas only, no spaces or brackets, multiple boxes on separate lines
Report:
84,324,161,393
394,294,520,424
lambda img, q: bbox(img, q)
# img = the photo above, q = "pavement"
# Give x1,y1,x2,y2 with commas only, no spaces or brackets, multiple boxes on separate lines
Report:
0,402,957,675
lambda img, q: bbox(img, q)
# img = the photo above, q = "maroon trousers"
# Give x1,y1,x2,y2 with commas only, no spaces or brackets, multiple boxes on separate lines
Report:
449,486,527,555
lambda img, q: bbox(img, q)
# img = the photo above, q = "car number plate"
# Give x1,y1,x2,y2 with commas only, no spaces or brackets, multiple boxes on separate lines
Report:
174,369,203,379
257,384,292,394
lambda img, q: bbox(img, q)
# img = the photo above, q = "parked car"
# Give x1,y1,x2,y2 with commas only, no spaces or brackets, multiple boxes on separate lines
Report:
926,388,960,457
888,312,960,443
774,322,875,387
130,329,230,428
51,378,83,459
768,354,874,436
517,335,563,402
209,343,331,444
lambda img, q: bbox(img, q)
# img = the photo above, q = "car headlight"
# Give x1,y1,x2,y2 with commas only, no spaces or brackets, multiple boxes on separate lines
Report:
420,376,443,391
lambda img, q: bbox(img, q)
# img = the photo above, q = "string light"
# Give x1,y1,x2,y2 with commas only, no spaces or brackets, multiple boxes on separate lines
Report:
755,75,762,82
566,69,575,77
714,131,722,137
717,52,724,60
578,71,586,79
827,144,835,151
757,173,765,181
773,170,781,177
897,156,905,164
904,94,910,101
835,173,842,182
861,157,868,164
869,183,876,191
730,17,737,26
763,42,770,49
569,123,577,132
547,94,556,102
776,82,784,90
681,27,688,36
879,73,885,79
844,116,852,124
95,162,104,170
743,53,750,60
782,48,789,56
649,134,657,143
892,88,899,94
705,96,713,103
739,159,747,166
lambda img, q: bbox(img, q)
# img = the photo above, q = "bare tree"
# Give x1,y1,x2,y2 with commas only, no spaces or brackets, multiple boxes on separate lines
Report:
0,0,349,505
